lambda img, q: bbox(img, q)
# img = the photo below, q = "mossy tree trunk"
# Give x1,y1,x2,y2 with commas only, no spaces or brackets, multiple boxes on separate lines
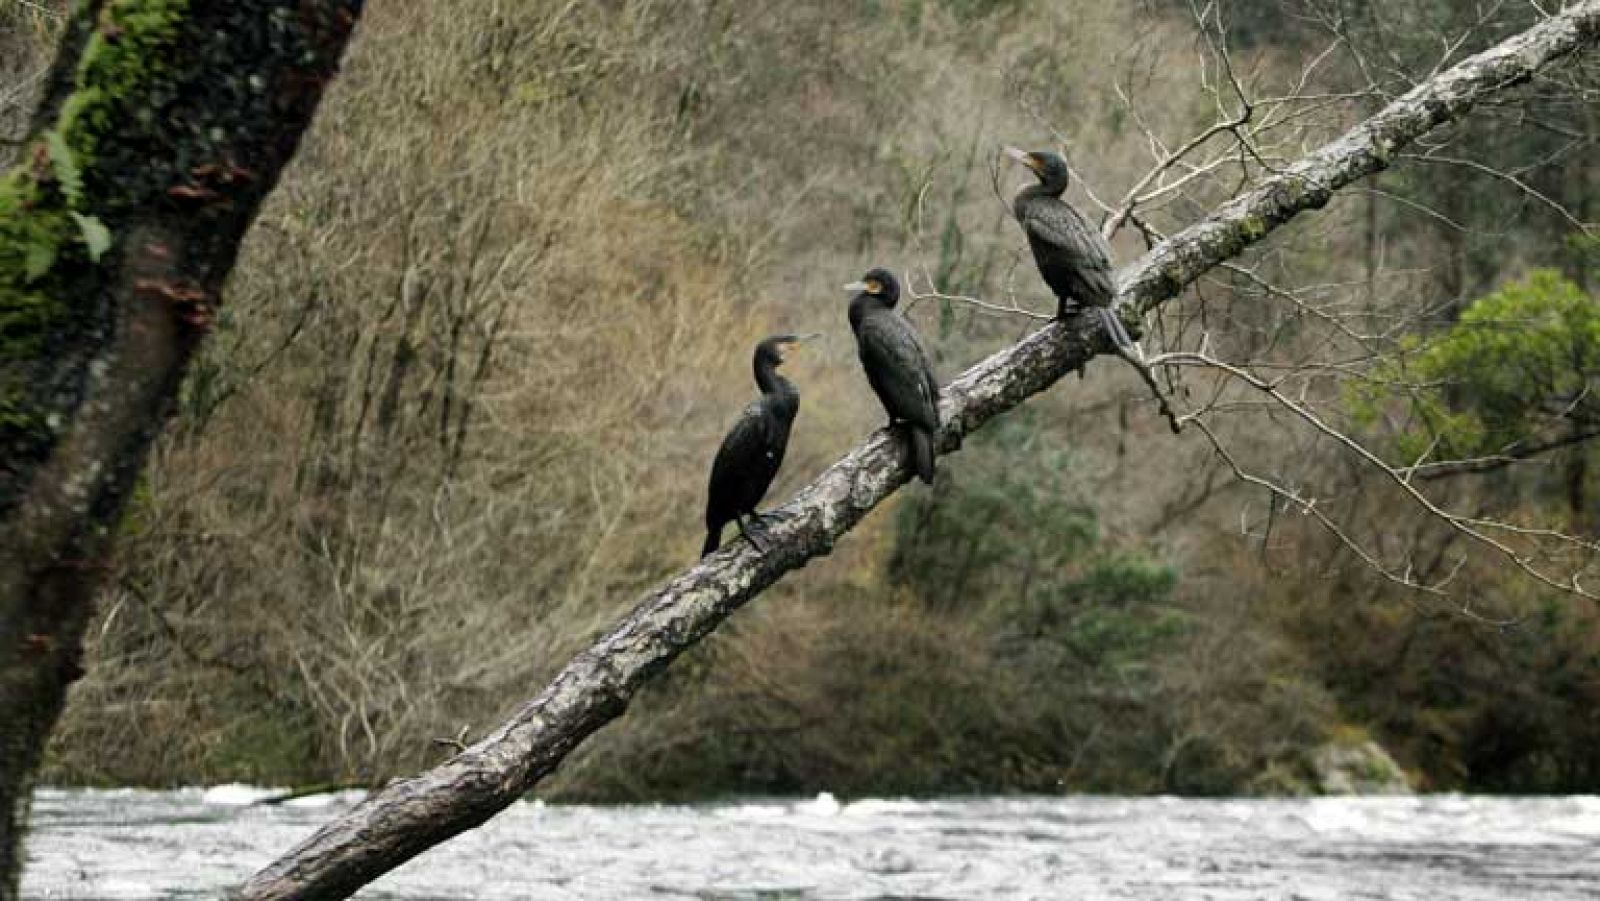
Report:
0,2,363,896
238,4,1600,900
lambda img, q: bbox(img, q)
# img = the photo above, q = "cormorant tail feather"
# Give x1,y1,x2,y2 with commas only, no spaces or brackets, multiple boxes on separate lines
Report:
1096,306,1145,363
910,426,936,485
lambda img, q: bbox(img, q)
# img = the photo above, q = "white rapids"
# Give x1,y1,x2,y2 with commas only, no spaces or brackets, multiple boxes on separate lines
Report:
21,789,1600,899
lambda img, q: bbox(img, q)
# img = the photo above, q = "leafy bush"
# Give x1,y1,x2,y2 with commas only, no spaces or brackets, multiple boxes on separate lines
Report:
1349,269,1600,463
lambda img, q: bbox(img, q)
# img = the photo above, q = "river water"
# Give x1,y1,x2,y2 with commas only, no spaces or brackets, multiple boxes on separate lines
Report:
21,788,1600,899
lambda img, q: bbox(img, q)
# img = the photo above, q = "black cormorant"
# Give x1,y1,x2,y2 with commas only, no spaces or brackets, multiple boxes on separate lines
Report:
1004,146,1141,358
844,268,940,484
702,334,813,557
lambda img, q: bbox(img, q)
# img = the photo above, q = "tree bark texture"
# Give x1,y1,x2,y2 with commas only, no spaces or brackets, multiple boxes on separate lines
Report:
0,2,364,897
236,3,1600,899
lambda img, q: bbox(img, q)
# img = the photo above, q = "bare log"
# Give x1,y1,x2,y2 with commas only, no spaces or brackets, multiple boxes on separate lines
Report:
0,2,364,897
239,4,1600,900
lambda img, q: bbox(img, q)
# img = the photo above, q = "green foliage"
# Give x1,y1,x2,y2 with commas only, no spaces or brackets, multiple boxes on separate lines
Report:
2,0,187,439
928,138,1001,339
23,235,57,282
58,0,189,165
0,172,75,354
116,472,154,538
1348,269,1600,461
891,412,1181,693
1567,232,1600,277
889,414,1099,604
1287,570,1600,792
207,706,321,785
891,414,1176,597
1,163,80,445
70,212,111,261
45,131,84,206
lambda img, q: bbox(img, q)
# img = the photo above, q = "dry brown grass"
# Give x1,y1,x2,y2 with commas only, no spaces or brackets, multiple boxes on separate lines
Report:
0,0,65,161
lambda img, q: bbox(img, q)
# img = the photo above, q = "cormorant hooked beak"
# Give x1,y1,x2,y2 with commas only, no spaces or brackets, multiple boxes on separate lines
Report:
843,279,884,295
774,332,820,361
1002,145,1041,173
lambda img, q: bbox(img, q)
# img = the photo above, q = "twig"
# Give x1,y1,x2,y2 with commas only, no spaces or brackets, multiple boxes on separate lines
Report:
430,725,471,756
1152,350,1600,597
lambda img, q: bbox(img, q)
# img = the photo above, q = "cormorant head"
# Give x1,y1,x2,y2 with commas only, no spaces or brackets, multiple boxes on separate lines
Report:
755,333,818,369
842,267,901,306
1003,146,1071,196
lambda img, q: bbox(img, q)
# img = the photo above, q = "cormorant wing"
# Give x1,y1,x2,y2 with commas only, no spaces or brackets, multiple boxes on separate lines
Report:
1017,196,1116,307
857,313,940,431
909,324,941,408
709,400,784,503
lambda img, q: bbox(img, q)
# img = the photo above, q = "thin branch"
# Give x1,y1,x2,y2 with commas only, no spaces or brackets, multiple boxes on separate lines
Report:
1103,108,1253,241
1412,427,1600,479
1400,150,1596,233
1151,350,1600,597
1185,417,1461,597
903,267,1052,322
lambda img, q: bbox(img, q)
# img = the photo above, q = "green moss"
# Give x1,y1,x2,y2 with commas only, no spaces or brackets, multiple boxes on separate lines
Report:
59,0,191,166
1329,723,1374,746
0,170,77,384
1160,262,1188,295
115,471,154,538
1279,174,1311,205
1368,133,1394,165
1,0,191,440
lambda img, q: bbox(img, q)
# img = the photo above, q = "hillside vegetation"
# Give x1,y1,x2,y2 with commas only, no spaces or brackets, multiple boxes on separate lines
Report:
6,0,1597,796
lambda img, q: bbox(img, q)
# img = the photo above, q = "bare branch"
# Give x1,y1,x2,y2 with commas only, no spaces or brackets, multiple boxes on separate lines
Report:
1185,417,1468,598
1410,434,1600,477
903,268,1052,322
1151,350,1600,597
1400,150,1597,233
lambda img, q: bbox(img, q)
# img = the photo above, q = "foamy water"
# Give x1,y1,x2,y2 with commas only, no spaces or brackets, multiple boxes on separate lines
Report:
22,789,1600,899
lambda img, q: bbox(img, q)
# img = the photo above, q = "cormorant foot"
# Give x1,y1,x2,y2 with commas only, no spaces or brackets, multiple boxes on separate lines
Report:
737,516,770,553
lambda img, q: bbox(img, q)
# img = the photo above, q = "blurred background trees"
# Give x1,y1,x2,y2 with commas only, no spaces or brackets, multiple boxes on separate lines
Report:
6,0,1598,795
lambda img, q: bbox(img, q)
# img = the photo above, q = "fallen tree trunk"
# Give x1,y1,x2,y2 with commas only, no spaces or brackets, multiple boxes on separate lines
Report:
0,3,364,898
238,4,1600,899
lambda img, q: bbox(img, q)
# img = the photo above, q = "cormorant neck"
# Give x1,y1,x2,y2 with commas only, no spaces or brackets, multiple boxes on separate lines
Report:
755,358,793,400
849,292,893,333
1023,176,1067,199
